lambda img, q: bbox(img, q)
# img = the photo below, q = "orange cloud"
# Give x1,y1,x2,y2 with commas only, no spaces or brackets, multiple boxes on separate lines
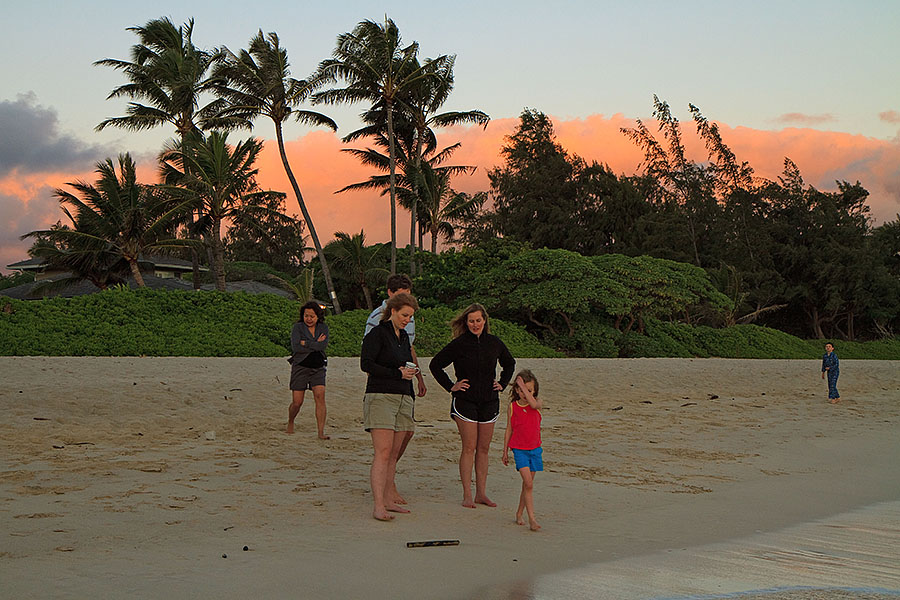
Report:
3,115,900,275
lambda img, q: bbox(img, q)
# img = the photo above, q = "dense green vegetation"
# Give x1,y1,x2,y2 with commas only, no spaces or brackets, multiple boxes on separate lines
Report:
2,288,897,359
0,289,559,358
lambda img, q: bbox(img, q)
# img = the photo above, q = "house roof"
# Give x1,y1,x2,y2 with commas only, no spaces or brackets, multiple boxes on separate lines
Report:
0,274,292,300
5,255,206,273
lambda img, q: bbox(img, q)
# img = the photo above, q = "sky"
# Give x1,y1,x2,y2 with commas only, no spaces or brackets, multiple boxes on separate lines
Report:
2,0,900,274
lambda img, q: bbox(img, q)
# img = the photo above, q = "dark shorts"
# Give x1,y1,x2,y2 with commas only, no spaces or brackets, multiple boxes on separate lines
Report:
290,365,326,390
451,396,500,424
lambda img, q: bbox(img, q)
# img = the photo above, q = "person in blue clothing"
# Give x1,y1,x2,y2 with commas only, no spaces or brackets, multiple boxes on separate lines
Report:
430,304,515,509
287,301,330,438
821,342,840,404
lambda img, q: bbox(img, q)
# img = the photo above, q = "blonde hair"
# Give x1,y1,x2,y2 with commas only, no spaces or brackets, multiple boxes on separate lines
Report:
450,303,490,338
510,369,539,403
380,292,418,322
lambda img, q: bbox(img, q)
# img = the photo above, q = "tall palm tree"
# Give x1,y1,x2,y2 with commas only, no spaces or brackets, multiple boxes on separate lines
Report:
95,17,224,287
211,30,344,313
159,132,276,291
23,154,191,287
403,55,489,272
326,230,387,310
314,17,443,273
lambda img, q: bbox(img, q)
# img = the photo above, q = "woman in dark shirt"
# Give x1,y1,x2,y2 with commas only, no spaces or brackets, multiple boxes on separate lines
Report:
287,301,329,439
430,304,515,508
360,293,419,521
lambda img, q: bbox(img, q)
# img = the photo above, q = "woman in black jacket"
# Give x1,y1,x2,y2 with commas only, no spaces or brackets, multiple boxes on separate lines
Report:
360,293,419,521
430,304,515,508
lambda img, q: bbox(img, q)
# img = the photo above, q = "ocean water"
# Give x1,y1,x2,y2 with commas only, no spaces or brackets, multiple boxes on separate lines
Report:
475,501,900,600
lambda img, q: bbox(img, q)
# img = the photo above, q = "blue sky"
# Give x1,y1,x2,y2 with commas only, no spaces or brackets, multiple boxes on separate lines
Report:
3,0,899,151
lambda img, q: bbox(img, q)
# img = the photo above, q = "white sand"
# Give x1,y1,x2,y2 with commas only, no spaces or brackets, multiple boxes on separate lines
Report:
1,357,898,599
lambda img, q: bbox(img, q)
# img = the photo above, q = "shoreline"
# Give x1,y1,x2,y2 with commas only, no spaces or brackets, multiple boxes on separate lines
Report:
1,357,898,599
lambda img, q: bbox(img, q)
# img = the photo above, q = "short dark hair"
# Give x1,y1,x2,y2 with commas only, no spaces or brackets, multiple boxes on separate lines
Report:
298,301,325,323
386,274,412,293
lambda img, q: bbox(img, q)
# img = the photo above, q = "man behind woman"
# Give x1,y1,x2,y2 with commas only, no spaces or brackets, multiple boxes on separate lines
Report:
360,292,420,521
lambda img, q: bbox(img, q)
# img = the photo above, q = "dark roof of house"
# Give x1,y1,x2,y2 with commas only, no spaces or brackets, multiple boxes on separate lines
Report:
6,255,205,272
0,275,291,300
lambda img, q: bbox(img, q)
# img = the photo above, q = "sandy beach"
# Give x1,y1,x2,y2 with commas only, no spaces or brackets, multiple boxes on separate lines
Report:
1,357,898,599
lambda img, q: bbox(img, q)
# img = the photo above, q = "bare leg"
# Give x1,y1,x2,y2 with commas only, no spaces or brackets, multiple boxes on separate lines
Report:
311,385,329,439
287,390,305,434
370,429,395,521
474,422,496,507
518,468,540,531
455,418,477,508
385,430,410,513
388,430,414,504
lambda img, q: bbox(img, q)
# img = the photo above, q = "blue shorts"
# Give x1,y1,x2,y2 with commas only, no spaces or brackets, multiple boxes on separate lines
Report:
511,447,543,472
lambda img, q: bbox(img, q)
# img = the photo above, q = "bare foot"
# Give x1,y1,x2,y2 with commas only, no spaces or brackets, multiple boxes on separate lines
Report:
286,422,295,434
318,433,330,440
386,504,410,514
388,486,407,505
373,510,395,521
529,520,542,532
516,515,525,526
830,398,841,404
474,495,497,507
462,499,477,509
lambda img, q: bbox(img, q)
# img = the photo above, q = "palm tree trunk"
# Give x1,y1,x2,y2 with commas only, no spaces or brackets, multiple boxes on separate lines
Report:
431,226,438,254
275,124,342,313
409,125,425,276
386,105,398,274
129,259,146,287
212,217,226,292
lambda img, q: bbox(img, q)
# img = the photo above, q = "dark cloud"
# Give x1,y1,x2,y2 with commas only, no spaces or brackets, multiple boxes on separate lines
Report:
0,92,112,176
774,112,837,126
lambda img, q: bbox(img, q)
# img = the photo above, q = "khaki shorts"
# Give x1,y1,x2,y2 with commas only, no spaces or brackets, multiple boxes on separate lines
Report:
363,393,415,432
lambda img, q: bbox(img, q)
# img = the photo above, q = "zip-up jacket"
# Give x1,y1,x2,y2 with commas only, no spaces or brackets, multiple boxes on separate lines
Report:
429,331,515,403
360,320,414,396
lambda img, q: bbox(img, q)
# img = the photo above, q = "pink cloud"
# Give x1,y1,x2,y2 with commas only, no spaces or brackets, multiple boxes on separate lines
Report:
879,110,900,124
774,112,837,125
3,115,900,275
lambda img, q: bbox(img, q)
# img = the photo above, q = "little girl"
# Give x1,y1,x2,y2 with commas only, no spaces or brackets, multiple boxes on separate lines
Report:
502,370,543,531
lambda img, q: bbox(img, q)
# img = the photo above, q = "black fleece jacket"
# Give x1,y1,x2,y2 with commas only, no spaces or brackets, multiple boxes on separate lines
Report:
360,320,414,396
429,331,515,403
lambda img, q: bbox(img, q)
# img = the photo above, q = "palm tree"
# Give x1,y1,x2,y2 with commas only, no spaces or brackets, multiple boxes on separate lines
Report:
403,55,489,272
95,17,224,286
159,132,276,291
314,17,443,273
326,231,387,310
22,154,191,287
414,164,487,253
211,30,344,313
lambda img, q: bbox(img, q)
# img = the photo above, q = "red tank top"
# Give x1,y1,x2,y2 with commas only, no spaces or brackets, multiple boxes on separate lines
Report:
508,401,541,450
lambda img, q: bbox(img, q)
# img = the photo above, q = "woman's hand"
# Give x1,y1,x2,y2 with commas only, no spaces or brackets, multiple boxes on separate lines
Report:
501,450,509,467
399,367,417,380
822,372,825,379
492,380,503,391
451,379,470,392
299,340,306,346
317,333,327,342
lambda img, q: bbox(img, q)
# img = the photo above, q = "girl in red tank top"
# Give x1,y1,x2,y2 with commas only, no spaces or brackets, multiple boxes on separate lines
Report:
502,370,543,531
